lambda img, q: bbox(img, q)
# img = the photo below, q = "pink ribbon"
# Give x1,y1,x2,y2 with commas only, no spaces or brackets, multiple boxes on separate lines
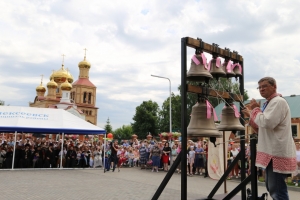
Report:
226,60,232,72
201,53,208,70
192,55,200,65
232,63,242,73
208,57,221,70
206,100,218,121
216,57,221,67
192,54,209,70
232,105,240,118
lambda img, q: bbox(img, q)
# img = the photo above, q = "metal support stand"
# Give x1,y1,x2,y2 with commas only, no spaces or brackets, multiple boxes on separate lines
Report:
181,37,188,200
208,152,242,198
152,152,182,200
223,131,227,194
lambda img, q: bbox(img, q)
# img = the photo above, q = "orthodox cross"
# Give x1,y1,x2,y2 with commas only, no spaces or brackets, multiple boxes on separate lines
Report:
83,48,87,58
40,74,44,84
62,54,66,65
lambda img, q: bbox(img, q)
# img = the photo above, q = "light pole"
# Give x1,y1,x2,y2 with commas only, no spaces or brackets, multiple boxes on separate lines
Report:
151,75,172,135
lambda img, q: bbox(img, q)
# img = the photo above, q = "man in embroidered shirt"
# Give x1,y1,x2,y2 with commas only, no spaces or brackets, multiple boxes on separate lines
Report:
244,77,297,200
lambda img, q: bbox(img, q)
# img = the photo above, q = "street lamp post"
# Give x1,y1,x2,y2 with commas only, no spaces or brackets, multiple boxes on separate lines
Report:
151,75,172,135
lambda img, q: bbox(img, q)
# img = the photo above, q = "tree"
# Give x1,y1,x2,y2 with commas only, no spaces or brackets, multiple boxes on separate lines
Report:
104,117,113,133
114,125,133,139
132,100,160,139
158,93,181,133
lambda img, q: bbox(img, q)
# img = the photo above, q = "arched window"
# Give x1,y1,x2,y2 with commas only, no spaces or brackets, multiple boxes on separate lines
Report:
89,111,92,115
83,92,87,103
88,93,92,104
72,92,76,101
56,88,59,93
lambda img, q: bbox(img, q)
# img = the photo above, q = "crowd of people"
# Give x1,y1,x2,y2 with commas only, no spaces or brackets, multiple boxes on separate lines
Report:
0,137,104,169
0,136,210,175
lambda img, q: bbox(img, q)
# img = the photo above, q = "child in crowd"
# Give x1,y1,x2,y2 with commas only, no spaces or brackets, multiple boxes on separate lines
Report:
188,146,195,177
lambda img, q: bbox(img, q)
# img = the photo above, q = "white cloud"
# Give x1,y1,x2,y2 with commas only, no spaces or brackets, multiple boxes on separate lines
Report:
1,0,300,128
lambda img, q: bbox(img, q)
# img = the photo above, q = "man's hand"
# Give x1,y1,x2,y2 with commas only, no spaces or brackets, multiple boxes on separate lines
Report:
241,108,250,117
249,98,260,110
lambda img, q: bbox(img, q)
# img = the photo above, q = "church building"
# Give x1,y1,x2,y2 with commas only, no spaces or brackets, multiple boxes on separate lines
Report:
29,53,98,125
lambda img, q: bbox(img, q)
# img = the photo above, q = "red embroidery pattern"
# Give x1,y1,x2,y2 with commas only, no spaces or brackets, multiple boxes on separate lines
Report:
256,151,272,167
256,151,297,172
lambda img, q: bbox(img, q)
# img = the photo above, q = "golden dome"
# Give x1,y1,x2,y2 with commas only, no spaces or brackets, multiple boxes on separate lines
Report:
50,65,74,84
78,56,91,69
47,78,58,88
60,79,72,91
36,83,46,92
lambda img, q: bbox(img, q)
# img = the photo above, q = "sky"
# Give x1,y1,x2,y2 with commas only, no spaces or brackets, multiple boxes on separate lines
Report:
0,0,300,130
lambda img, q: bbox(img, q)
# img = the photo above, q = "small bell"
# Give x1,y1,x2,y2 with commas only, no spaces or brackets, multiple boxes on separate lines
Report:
222,59,236,78
187,54,213,82
232,62,242,77
209,56,226,78
217,104,245,131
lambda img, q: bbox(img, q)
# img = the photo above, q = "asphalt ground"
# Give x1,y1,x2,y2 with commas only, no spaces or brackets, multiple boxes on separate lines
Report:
1,167,299,200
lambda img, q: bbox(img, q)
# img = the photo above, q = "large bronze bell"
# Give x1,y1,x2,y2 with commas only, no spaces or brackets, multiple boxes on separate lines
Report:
232,63,243,77
209,57,226,78
187,54,213,82
187,101,222,139
217,104,245,131
222,59,236,78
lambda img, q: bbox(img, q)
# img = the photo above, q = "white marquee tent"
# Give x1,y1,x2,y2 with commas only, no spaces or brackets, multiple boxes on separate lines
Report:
0,106,106,169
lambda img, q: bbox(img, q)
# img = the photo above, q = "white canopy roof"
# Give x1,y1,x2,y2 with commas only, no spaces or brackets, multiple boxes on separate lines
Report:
0,106,105,135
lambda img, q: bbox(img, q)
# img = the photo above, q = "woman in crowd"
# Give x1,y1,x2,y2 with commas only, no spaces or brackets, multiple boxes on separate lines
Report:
162,142,171,171
171,144,178,166
139,141,147,169
230,143,240,179
110,140,119,172
58,146,67,168
133,147,139,167
118,146,127,169
194,143,205,175
150,143,162,172
104,145,111,171
93,146,102,168
176,142,182,173
44,143,55,168
128,147,135,167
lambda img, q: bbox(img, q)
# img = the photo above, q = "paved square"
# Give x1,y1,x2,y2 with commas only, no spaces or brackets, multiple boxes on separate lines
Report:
0,168,299,200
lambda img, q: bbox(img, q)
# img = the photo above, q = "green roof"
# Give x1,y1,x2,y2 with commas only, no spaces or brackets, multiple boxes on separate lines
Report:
214,95,300,118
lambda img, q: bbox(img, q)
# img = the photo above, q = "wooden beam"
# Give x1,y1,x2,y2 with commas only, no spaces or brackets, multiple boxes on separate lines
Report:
187,84,244,102
186,37,243,62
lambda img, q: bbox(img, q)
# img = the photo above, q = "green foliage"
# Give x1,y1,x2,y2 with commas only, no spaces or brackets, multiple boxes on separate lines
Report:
158,93,181,133
104,117,113,133
131,100,160,138
114,125,133,139
232,81,249,101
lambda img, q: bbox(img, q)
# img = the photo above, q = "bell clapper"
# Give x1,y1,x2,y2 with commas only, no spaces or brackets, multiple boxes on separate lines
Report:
210,137,217,147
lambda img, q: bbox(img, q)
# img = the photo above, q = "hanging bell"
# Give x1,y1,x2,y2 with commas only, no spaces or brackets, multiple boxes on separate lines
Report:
187,101,222,139
187,54,213,82
232,62,243,77
209,57,226,78
217,104,245,131
222,59,236,78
